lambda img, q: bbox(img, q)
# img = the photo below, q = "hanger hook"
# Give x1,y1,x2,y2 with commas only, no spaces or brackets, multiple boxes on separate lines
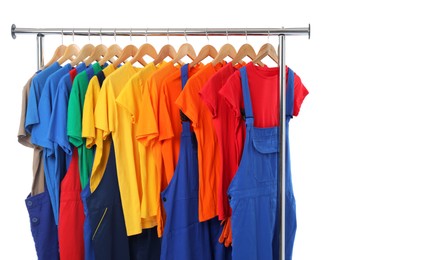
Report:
99,28,102,44
167,28,170,44
88,28,91,42
206,28,209,43
226,28,229,42
268,29,270,42
61,29,64,45
145,28,148,43
130,28,133,42
184,28,188,42
114,28,116,42
72,28,75,42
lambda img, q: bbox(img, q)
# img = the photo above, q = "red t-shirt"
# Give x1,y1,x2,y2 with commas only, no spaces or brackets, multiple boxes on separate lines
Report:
219,62,309,128
69,68,78,82
199,62,245,221
58,148,85,260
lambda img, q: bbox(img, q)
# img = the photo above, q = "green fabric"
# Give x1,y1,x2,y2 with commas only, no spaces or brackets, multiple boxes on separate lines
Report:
68,62,102,189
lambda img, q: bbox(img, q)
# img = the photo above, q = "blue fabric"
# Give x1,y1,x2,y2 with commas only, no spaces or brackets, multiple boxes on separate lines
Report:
81,183,95,260
228,67,280,260
37,62,87,225
284,68,297,260
25,62,61,134
25,191,59,260
160,66,230,260
181,64,189,89
86,141,131,260
228,67,297,260
49,66,76,156
272,68,296,260
32,63,72,225
128,228,161,260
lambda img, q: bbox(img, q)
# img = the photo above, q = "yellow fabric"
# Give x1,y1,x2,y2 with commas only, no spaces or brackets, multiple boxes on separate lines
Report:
83,65,115,193
134,62,178,237
95,62,151,236
115,62,159,232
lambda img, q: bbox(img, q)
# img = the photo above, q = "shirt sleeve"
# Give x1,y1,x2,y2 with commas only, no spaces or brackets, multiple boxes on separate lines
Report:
49,78,72,155
94,79,112,139
175,79,200,128
218,72,243,120
135,80,158,147
67,76,84,147
82,77,99,148
199,76,218,118
25,78,41,133
18,76,35,148
115,75,137,124
157,82,175,141
292,72,309,117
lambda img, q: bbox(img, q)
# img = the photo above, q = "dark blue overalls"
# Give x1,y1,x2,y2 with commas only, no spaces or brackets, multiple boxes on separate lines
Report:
228,67,297,260
160,64,231,260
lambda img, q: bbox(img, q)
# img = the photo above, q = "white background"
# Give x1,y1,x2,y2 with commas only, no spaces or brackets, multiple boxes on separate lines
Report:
1,0,421,259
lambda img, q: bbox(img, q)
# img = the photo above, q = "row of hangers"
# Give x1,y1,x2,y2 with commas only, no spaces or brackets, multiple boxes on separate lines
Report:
43,35,279,69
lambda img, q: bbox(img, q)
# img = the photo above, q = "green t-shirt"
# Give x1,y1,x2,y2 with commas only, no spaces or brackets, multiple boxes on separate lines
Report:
68,62,103,189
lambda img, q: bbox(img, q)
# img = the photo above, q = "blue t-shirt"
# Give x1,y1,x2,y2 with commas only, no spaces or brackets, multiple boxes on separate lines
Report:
25,62,61,134
49,63,90,156
40,62,87,225
31,63,73,149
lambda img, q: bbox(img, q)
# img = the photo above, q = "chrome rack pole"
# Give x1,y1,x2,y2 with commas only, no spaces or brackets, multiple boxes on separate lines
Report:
11,25,310,38
278,34,286,260
36,33,44,70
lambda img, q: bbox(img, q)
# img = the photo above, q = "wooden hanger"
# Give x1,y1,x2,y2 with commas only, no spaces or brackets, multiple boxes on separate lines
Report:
83,44,107,66
171,43,197,65
70,44,95,67
190,44,218,67
153,44,177,65
231,43,264,66
211,43,237,66
113,44,138,66
57,44,80,65
98,44,122,66
43,45,67,68
253,43,279,65
130,43,157,66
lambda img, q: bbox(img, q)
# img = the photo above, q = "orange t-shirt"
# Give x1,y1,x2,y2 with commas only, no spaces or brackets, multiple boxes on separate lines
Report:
135,62,178,237
158,64,202,186
175,62,225,222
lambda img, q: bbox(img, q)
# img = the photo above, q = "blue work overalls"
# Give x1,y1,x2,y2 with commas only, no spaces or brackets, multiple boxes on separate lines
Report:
228,67,297,260
160,64,231,260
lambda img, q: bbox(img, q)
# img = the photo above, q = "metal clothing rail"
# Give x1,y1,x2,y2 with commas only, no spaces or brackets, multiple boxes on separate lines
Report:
11,24,310,260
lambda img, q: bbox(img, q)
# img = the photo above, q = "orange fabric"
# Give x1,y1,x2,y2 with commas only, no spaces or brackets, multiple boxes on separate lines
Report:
158,64,202,185
135,62,178,237
175,62,225,222
218,217,232,247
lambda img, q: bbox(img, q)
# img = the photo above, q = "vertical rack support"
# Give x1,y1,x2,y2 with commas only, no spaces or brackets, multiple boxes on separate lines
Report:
36,33,44,70
278,34,286,260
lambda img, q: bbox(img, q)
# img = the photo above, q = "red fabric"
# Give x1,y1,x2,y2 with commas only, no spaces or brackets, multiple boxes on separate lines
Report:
58,148,85,260
219,62,309,128
199,63,244,221
69,68,78,82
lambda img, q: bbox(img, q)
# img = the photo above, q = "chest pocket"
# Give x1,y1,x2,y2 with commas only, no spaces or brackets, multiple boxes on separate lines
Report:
251,135,279,183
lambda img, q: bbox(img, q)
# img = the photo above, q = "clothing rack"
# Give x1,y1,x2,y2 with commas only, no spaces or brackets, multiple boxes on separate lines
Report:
11,24,311,260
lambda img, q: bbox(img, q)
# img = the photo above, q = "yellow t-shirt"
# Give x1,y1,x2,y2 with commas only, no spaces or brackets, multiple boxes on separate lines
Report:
115,62,159,233
95,62,152,236
134,62,178,237
82,65,115,193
